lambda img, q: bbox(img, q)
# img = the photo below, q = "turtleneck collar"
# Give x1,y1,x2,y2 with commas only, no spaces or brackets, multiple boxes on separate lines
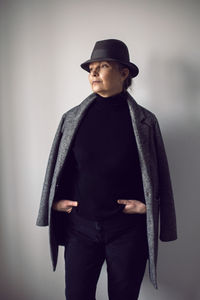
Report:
94,90,128,106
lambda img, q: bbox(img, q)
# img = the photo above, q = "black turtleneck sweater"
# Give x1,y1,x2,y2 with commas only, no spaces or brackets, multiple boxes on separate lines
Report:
56,91,145,221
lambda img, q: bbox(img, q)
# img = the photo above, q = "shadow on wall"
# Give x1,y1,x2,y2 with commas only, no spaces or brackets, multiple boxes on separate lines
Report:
144,54,200,300
147,54,200,122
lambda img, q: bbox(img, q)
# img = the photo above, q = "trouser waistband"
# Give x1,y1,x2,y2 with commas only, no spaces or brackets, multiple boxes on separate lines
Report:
68,208,147,231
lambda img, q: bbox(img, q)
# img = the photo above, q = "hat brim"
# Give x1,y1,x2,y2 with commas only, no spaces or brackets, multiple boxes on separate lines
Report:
80,58,139,78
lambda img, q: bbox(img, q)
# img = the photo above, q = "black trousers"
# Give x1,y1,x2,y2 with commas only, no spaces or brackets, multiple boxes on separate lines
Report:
64,209,149,300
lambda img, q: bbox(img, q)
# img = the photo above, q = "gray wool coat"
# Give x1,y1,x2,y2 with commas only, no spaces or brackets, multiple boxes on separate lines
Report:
36,92,177,289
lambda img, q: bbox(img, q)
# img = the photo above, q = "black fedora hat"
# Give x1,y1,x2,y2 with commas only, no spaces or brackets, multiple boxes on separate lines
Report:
80,39,139,78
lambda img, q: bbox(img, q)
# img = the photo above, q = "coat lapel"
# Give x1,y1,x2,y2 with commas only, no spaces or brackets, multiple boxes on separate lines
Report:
126,94,153,200
48,93,97,211
57,93,97,171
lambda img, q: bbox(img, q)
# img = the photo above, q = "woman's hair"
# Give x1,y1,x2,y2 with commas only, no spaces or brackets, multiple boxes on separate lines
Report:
117,63,133,91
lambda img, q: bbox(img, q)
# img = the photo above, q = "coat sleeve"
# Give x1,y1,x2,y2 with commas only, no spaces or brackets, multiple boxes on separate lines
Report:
36,113,66,226
153,118,178,242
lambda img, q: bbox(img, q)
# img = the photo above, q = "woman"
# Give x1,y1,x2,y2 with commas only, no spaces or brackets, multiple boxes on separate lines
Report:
36,39,177,300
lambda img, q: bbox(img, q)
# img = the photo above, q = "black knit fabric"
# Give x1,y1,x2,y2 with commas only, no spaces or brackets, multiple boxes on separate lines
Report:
64,90,145,221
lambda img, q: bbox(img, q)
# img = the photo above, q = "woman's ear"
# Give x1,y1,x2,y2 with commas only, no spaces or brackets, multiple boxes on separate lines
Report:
121,68,129,80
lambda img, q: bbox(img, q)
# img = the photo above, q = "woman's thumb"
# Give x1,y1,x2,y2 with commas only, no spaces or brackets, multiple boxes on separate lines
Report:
67,200,78,206
117,199,128,205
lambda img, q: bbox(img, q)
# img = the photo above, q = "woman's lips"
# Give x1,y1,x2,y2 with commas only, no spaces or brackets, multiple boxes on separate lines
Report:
92,81,101,85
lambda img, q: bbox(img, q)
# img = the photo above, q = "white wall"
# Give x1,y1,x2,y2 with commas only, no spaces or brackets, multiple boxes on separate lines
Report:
0,0,200,299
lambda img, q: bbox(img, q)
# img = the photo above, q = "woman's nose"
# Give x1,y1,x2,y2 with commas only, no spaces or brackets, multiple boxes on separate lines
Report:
91,71,96,77
91,68,99,76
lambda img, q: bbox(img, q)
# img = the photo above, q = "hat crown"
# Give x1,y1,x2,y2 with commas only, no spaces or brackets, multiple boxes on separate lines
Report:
90,39,130,63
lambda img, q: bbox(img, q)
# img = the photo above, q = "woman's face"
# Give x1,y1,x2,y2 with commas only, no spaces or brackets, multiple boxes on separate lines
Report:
88,61,129,97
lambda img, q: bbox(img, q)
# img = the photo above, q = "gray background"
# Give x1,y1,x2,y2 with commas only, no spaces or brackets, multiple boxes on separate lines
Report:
0,0,200,299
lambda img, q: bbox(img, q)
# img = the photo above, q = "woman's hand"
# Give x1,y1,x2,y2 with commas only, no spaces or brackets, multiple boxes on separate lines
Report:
52,200,78,213
117,199,146,214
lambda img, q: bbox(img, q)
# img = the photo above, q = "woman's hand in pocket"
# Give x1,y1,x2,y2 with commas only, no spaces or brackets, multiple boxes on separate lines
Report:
52,200,78,213
117,199,146,214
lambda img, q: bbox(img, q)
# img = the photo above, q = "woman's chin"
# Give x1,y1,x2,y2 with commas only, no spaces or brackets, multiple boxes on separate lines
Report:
92,87,102,94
